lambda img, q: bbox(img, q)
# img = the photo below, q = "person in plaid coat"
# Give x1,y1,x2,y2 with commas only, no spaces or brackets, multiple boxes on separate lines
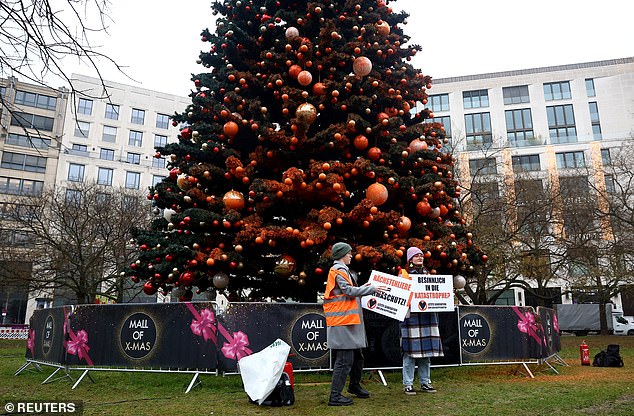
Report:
398,247,444,395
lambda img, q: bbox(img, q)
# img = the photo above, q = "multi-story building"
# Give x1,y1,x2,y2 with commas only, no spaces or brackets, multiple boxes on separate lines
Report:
0,77,69,324
426,57,634,313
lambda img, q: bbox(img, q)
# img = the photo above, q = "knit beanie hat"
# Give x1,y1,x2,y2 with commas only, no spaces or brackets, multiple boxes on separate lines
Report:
332,242,352,260
406,247,423,262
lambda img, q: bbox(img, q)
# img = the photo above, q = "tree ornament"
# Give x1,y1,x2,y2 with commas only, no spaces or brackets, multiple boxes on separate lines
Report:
213,272,229,289
353,56,372,76
397,216,412,232
297,70,313,86
353,134,369,150
416,201,432,216
274,254,296,277
376,20,390,36
295,103,317,125
409,138,428,152
222,190,245,210
176,174,192,191
285,26,299,39
223,121,239,137
453,275,466,289
288,64,302,79
367,146,382,161
366,182,388,206
143,281,157,296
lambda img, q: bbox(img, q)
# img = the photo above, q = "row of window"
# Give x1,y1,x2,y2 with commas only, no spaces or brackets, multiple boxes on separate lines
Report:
76,98,171,129
73,122,168,148
67,163,164,189
0,176,44,195
429,79,597,113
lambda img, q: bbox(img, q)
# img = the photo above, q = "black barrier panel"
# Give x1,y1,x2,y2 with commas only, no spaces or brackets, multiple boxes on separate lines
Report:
65,302,218,370
537,307,561,358
364,310,461,368
26,307,70,364
459,305,542,362
216,303,329,372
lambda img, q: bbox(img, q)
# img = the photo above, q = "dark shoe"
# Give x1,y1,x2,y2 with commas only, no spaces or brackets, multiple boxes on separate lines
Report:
347,385,370,398
420,383,437,393
328,395,353,406
403,385,417,395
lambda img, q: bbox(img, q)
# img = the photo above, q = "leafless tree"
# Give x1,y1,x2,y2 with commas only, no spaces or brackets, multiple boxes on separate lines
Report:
0,181,153,304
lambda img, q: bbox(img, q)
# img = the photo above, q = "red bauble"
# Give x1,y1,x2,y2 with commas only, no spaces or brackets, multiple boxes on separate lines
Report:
367,147,382,161
223,190,245,210
179,271,194,286
312,82,326,95
180,127,192,140
142,282,157,296
297,70,313,86
397,216,412,232
353,56,372,76
223,121,239,138
416,201,432,216
366,183,388,206
409,138,428,152
353,134,369,150
288,64,302,79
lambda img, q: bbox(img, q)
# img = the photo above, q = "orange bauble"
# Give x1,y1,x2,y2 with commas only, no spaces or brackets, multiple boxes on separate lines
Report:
375,21,390,36
366,183,388,206
397,216,412,232
312,82,326,95
295,103,317,125
353,56,372,77
223,121,239,138
409,138,428,152
353,134,369,150
416,201,432,216
222,190,245,210
367,146,382,161
288,64,302,79
297,70,313,86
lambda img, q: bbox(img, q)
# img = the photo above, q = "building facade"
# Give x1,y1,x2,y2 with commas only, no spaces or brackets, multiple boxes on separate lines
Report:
426,57,634,313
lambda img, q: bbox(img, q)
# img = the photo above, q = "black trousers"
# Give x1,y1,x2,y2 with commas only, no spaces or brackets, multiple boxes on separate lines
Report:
330,348,364,397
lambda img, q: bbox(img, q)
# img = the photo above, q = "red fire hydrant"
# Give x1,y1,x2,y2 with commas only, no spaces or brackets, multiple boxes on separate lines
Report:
580,340,590,366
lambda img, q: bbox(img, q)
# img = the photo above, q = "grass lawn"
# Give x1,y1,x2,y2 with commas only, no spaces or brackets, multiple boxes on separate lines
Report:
1,335,633,415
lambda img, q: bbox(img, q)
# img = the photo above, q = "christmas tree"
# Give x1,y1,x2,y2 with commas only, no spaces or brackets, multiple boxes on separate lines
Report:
128,0,486,302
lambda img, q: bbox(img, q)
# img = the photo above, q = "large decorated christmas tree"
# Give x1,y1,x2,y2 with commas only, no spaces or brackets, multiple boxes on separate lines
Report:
128,0,486,302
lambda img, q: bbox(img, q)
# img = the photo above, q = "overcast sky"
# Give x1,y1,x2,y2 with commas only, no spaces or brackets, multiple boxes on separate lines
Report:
64,0,634,97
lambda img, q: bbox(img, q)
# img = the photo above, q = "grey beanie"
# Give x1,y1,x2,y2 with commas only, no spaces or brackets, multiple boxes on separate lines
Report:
332,242,352,260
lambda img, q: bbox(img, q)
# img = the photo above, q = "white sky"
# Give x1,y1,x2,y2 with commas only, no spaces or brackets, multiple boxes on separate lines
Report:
64,0,634,97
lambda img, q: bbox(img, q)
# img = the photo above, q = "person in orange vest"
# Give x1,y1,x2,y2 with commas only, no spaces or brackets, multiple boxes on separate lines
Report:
323,242,387,406
399,247,443,395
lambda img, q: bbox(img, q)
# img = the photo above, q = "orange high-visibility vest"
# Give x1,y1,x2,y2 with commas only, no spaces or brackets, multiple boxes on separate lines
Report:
323,266,361,327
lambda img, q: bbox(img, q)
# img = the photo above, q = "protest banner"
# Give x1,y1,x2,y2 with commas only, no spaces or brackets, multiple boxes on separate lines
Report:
409,274,454,312
361,270,413,321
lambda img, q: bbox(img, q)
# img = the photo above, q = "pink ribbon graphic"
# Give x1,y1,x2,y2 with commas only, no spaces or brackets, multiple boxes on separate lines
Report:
65,328,93,366
512,306,543,345
220,330,252,360
27,329,35,357
186,304,217,344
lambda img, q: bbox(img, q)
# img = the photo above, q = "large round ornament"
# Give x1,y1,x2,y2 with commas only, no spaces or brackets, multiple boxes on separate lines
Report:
416,201,432,216
366,183,388,206
353,134,369,150
453,275,466,289
295,103,317,125
353,56,372,77
285,26,299,40
213,272,229,289
376,21,390,36
409,138,428,152
223,121,239,138
297,70,313,86
142,281,157,296
222,190,245,210
176,174,192,191
274,254,296,278
288,64,302,79
397,216,412,232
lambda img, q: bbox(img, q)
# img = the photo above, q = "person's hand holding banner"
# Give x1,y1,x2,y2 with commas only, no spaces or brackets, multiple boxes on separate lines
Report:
361,271,413,321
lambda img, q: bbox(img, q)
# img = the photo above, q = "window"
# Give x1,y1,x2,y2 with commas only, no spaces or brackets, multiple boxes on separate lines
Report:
503,85,530,105
601,149,611,165
589,102,602,139
152,175,165,187
100,148,115,161
125,171,141,189
1,152,47,173
71,144,88,155
105,103,119,120
74,121,91,138
544,81,571,101
14,90,57,111
77,98,93,115
6,133,50,149
10,111,54,131
127,152,141,165
556,151,585,169
469,158,497,175
505,108,535,146
152,157,166,169
604,175,615,193
426,116,451,138
156,113,170,129
128,130,143,147
65,189,82,205
463,89,489,109
97,167,113,186
131,108,145,125
512,154,541,172
0,177,43,195
515,179,548,231
102,125,117,143
428,94,449,112
546,104,576,143
154,134,168,148
68,163,85,182
464,112,492,148
585,78,596,97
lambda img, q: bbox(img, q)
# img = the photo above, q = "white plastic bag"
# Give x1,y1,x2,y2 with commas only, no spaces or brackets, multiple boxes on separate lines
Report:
238,338,291,404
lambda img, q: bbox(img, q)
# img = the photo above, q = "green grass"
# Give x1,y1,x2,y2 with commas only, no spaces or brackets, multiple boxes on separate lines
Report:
2,336,633,415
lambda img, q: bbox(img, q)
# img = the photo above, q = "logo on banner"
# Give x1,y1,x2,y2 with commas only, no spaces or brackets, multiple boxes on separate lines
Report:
120,313,157,359
290,313,328,360
42,315,54,355
460,313,491,354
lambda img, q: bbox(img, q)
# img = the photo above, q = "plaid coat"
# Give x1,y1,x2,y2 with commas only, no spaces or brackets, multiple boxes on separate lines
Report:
400,266,444,358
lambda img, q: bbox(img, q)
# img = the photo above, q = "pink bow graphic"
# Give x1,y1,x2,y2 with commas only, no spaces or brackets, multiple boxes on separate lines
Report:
66,329,93,366
553,314,559,332
221,330,252,360
189,307,217,343
512,307,543,345
27,329,35,357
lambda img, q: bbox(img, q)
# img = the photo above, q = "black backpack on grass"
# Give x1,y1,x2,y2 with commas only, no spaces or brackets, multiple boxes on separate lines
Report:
250,372,295,406
593,344,624,367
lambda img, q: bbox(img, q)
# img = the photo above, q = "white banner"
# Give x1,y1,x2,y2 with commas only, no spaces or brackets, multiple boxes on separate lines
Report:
409,274,454,312
361,271,413,321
